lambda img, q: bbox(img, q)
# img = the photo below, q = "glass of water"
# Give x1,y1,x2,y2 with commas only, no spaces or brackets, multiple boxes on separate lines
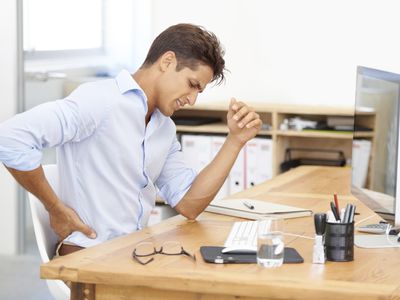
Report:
257,217,284,268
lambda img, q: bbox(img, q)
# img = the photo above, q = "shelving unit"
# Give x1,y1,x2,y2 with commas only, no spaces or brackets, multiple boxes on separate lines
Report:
174,102,376,186
275,130,354,139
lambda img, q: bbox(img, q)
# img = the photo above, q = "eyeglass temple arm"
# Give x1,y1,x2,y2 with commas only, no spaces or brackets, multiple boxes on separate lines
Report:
181,247,196,261
132,250,156,265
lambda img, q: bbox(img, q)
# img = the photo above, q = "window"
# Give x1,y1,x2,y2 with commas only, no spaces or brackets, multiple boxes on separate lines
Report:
23,0,104,57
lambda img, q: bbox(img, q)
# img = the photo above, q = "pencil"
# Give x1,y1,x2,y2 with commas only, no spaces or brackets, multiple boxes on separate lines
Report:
334,193,340,220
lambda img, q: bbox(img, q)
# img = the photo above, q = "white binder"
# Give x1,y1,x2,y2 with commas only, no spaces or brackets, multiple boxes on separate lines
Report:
210,136,230,199
229,148,245,194
181,134,212,172
245,137,273,188
181,134,230,200
181,134,274,198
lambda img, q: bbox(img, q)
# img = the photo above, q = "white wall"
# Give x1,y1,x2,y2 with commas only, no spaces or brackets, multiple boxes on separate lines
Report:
105,0,153,73
0,1,19,255
151,0,400,107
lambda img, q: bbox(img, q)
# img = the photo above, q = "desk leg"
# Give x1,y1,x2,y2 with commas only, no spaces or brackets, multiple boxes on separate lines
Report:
70,282,95,300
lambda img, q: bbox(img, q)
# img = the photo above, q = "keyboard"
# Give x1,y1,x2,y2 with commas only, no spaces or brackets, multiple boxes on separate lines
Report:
356,223,390,234
222,221,258,253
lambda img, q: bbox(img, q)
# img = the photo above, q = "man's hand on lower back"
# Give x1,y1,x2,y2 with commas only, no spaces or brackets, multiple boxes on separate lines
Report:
48,202,97,241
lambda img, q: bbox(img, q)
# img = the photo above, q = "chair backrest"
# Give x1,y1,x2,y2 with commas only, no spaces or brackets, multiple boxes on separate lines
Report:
28,164,70,300
28,164,59,262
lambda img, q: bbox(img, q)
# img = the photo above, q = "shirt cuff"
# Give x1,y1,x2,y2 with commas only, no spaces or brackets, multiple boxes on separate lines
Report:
0,145,42,171
159,169,197,208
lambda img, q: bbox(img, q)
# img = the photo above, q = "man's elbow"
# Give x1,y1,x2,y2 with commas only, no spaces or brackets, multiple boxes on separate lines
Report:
180,208,199,220
175,203,200,220
183,211,199,221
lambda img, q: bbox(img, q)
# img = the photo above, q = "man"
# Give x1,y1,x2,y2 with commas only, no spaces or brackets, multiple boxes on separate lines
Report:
0,24,262,255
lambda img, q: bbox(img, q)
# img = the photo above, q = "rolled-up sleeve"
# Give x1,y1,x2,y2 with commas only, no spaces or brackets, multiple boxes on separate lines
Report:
155,138,197,207
0,85,105,171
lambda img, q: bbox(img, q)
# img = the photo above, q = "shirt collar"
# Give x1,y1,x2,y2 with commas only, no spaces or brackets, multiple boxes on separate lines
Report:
115,69,148,110
115,69,144,95
115,70,169,127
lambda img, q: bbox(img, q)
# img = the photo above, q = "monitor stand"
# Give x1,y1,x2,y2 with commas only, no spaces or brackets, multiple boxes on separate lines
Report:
355,234,400,248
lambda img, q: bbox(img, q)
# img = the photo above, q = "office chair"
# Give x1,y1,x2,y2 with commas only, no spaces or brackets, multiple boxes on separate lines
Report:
28,164,70,300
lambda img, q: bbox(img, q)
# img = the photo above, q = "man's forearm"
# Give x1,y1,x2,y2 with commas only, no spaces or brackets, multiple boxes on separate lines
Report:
5,165,62,212
5,164,97,240
176,134,244,219
175,98,262,220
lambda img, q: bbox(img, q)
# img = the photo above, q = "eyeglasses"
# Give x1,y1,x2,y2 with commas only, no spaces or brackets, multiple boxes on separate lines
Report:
132,241,196,265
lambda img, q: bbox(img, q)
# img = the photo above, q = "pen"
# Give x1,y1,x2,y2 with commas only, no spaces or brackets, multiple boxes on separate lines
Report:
334,193,340,218
330,201,340,221
340,208,345,222
343,203,351,223
243,201,255,210
349,205,356,223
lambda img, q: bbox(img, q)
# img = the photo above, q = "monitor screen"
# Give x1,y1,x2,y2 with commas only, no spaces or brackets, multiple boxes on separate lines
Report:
352,66,400,226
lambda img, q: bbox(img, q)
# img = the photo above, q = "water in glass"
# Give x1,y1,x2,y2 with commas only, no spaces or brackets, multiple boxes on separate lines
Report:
257,232,284,267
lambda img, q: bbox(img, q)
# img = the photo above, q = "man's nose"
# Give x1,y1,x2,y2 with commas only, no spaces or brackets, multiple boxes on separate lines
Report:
187,91,198,105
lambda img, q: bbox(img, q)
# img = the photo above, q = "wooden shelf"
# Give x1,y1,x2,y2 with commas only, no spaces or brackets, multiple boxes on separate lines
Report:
354,131,375,138
176,122,272,135
176,123,229,134
187,102,362,116
276,130,353,139
174,102,376,182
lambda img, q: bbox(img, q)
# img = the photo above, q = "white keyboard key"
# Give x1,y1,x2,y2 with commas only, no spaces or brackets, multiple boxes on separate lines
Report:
224,221,258,249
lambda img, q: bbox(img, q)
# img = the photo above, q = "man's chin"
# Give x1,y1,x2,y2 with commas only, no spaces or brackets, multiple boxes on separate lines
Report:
159,108,175,117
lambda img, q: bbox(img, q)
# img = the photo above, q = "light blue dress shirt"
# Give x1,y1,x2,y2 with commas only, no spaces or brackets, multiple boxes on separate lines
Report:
0,69,197,247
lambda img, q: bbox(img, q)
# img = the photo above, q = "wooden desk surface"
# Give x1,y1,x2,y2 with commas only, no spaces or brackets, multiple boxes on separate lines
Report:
41,166,400,300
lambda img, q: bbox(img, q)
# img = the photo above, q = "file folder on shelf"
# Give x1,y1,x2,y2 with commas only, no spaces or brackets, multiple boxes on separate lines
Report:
181,135,212,172
245,138,273,188
210,136,230,199
205,198,313,220
229,149,245,194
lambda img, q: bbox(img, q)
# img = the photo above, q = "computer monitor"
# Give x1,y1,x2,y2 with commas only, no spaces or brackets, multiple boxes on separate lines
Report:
352,66,400,227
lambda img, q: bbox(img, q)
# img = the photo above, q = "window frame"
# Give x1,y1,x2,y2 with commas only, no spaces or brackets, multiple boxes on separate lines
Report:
23,0,106,61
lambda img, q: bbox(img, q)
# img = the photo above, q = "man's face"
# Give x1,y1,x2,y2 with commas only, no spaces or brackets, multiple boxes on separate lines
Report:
155,60,214,117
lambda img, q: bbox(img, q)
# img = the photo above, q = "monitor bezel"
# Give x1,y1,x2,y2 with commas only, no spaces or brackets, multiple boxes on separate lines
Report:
354,66,400,226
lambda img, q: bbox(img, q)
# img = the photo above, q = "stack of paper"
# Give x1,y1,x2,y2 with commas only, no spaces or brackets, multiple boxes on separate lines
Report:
205,198,313,220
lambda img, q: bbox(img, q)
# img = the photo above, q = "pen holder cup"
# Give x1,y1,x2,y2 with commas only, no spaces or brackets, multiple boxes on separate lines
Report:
325,222,354,262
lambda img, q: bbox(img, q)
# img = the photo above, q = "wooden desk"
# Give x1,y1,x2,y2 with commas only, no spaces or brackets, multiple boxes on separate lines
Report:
41,166,400,300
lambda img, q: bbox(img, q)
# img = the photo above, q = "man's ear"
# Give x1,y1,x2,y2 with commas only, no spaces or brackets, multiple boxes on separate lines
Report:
159,51,177,72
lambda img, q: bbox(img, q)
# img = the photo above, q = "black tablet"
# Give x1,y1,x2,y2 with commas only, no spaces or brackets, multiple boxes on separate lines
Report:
200,246,304,264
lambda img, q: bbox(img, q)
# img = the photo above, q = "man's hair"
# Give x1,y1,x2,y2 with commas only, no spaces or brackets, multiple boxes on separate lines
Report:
142,23,226,85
